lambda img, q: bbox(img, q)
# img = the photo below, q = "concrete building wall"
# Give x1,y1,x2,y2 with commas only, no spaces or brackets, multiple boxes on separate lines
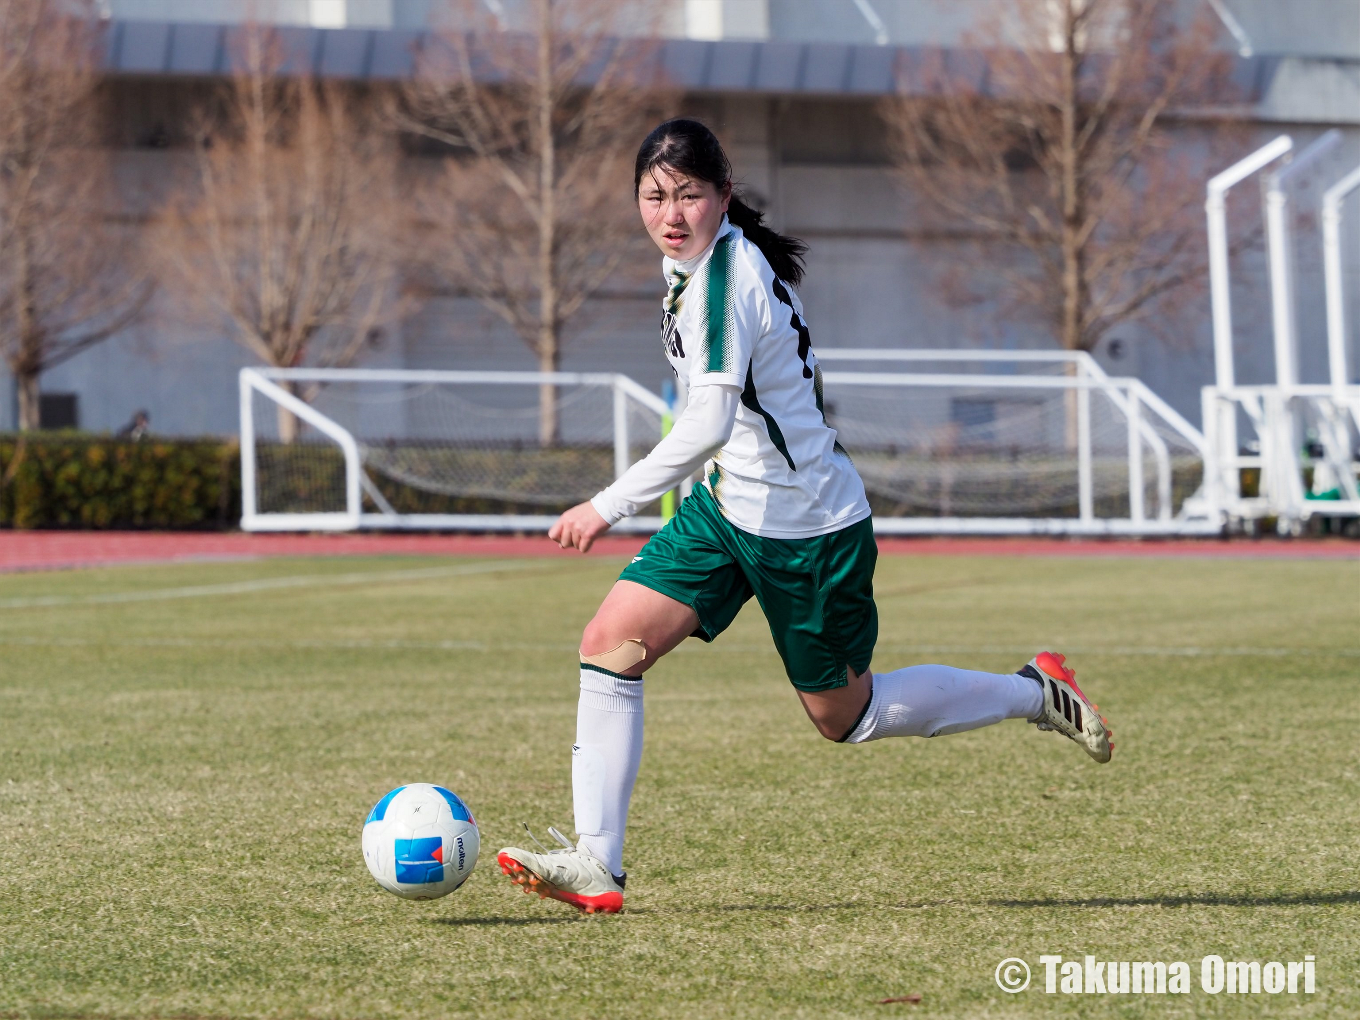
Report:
6,8,1360,436
1226,0,1360,58
7,99,1360,437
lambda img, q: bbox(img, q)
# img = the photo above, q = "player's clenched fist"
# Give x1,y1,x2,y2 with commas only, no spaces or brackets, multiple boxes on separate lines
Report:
548,501,611,552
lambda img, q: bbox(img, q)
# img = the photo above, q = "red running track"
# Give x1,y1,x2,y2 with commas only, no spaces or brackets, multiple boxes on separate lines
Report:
0,530,1353,573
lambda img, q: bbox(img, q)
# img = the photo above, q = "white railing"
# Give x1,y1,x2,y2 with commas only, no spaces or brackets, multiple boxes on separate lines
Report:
1264,131,1341,390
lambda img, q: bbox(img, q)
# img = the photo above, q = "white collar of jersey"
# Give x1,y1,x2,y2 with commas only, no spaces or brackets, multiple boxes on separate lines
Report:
665,215,737,276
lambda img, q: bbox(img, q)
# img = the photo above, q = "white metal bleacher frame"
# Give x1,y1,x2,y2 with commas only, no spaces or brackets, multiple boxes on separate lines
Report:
239,367,672,532
816,349,1218,536
1202,133,1360,532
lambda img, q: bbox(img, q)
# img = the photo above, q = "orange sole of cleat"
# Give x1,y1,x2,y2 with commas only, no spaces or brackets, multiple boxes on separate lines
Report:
546,887,623,914
495,851,623,915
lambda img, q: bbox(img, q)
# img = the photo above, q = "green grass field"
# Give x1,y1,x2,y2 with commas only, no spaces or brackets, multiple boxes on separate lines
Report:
0,551,1356,1018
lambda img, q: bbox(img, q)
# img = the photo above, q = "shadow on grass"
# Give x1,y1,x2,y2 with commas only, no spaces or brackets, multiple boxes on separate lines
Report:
703,901,866,913
625,901,881,917
430,915,580,926
634,890,1360,917
987,891,1360,909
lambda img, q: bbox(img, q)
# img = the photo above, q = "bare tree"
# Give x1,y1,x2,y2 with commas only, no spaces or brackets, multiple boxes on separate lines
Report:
398,0,671,446
0,0,149,431
882,0,1240,356
160,27,403,442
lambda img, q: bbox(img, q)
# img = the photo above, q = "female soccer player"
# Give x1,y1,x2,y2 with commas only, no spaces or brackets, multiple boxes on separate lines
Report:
497,119,1112,914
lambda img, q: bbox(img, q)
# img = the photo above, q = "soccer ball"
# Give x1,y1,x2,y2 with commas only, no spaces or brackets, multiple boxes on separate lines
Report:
362,784,479,900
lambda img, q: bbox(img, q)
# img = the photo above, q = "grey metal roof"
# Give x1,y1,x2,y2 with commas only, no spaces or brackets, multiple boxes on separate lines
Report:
100,19,912,94
104,21,423,79
98,18,1359,121
100,19,913,95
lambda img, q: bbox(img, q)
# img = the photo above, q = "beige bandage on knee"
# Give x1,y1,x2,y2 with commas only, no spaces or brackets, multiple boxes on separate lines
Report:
580,638,647,673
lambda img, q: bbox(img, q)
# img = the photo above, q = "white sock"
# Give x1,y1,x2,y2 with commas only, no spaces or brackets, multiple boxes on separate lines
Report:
572,666,643,877
843,664,1042,743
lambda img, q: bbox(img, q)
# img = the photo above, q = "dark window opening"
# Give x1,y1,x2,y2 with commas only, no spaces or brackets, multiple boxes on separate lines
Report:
39,393,79,430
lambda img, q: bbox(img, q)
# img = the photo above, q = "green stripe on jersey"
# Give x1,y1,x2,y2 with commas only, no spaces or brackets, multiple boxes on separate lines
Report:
705,234,734,373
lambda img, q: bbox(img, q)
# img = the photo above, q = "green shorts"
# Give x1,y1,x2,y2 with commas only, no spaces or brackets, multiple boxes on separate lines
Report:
619,485,878,692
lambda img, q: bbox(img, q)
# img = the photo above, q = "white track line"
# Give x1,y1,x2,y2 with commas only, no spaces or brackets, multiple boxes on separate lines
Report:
0,561,543,610
0,636,517,650
0,635,1353,657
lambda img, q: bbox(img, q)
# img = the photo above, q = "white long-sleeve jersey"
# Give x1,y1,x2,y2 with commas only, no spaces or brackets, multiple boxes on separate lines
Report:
591,385,739,524
591,218,870,539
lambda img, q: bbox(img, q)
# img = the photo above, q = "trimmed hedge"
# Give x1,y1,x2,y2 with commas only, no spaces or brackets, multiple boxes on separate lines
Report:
0,434,240,530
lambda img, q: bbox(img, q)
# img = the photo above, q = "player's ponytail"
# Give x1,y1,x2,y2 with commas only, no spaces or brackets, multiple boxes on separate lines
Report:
723,196,808,288
634,118,807,286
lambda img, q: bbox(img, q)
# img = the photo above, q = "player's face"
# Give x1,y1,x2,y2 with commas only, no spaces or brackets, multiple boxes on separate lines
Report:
637,169,731,261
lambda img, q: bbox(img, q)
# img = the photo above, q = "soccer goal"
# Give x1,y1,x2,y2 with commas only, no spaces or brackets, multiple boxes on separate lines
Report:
816,349,1218,535
239,355,1216,536
239,368,671,532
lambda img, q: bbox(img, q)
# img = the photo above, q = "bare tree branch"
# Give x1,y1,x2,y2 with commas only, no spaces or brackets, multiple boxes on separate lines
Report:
884,0,1244,356
0,0,152,430
157,25,407,442
396,0,674,446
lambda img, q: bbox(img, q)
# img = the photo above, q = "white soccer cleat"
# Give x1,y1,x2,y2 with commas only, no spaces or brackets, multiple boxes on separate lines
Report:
497,826,624,915
1021,651,1113,763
